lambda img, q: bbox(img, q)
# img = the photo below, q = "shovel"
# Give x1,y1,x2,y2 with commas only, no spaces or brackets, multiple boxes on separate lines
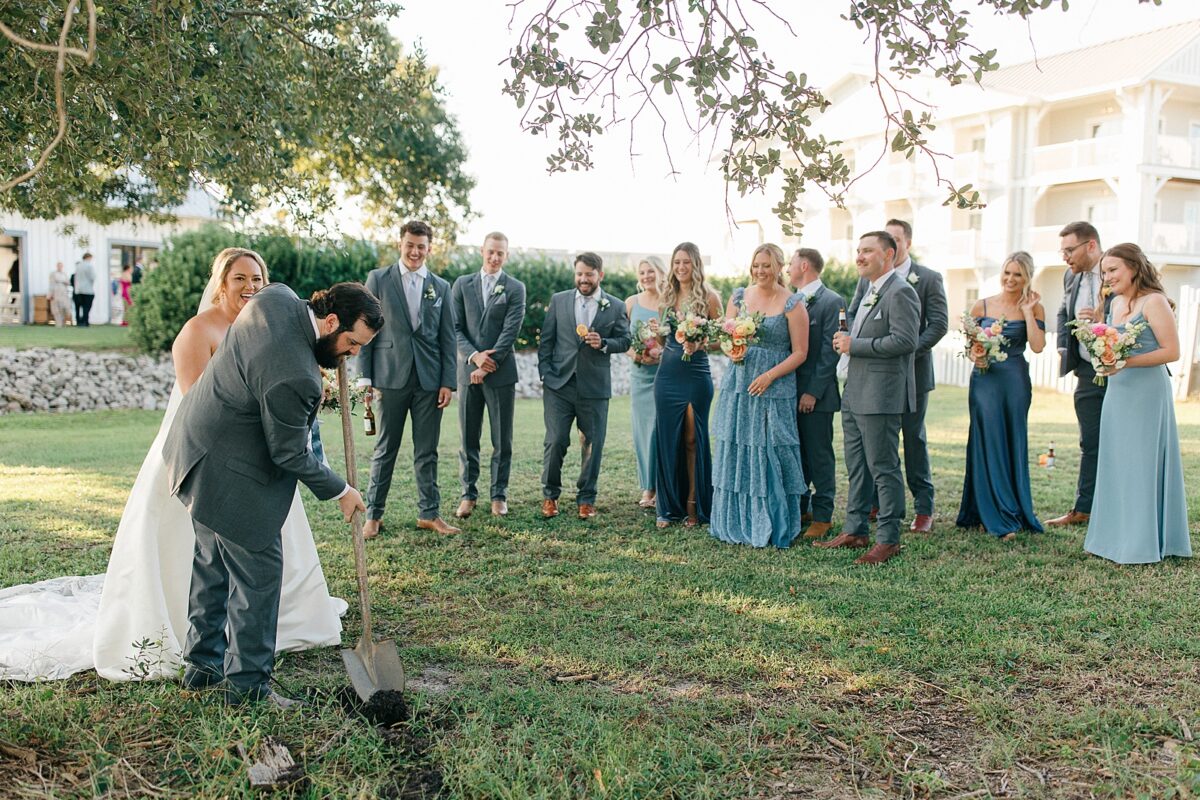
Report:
336,363,406,702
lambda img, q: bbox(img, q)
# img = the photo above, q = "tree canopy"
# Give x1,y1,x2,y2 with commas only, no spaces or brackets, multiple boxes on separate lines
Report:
503,0,1160,235
1,0,473,239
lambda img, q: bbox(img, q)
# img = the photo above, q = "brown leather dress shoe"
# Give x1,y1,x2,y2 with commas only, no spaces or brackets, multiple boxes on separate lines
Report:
1045,510,1090,527
362,518,382,540
491,499,508,517
909,514,933,532
578,503,598,520
803,521,832,539
855,543,901,565
417,517,461,535
813,532,870,549
542,499,559,518
455,499,476,519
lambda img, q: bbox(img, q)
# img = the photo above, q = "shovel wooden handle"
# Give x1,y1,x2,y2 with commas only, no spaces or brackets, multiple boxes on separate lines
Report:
337,362,373,643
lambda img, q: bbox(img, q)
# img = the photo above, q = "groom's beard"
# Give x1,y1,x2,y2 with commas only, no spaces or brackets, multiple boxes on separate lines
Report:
314,332,344,369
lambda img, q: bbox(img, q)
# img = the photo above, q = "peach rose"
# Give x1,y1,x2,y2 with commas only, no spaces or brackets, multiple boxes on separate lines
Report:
1100,349,1117,367
970,342,987,360
729,343,747,362
675,328,687,344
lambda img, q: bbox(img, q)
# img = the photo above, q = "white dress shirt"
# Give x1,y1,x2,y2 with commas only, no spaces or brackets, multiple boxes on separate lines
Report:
1073,263,1102,361
796,277,824,302
469,269,504,365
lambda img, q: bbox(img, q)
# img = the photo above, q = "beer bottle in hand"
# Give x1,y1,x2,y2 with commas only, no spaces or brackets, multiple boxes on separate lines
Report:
838,309,849,333
364,401,377,436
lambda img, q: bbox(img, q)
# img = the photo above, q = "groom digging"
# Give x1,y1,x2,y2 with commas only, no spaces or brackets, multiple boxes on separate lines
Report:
164,282,383,707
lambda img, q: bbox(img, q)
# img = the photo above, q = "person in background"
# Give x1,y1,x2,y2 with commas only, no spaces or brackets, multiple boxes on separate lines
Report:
955,252,1045,540
118,265,134,325
73,253,96,327
626,255,667,509
49,262,72,327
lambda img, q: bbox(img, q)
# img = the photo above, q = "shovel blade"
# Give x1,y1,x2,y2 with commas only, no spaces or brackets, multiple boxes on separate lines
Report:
341,637,406,703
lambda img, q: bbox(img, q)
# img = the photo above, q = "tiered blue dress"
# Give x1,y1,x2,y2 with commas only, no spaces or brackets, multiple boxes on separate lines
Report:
629,301,659,493
956,311,1045,536
710,290,805,547
1084,312,1191,563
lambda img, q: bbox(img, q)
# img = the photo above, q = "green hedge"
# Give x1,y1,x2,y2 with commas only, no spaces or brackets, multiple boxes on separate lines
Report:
127,225,381,353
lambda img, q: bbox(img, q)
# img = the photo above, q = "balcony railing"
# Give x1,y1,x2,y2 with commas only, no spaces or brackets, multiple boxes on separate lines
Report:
1031,137,1123,176
1149,222,1200,255
1154,135,1200,169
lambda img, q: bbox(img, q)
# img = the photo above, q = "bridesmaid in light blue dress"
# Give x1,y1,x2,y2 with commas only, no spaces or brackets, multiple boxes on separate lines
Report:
710,244,810,548
626,257,667,509
1084,244,1191,564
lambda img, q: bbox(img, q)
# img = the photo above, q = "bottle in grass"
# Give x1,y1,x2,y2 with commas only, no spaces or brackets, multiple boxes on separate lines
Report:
1046,441,1055,470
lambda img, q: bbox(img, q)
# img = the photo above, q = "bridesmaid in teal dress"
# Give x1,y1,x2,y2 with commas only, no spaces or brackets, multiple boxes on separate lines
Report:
1084,243,1191,564
711,244,810,548
626,256,666,509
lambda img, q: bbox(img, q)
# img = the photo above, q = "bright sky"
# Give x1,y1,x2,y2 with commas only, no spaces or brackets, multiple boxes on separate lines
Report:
389,1,1200,262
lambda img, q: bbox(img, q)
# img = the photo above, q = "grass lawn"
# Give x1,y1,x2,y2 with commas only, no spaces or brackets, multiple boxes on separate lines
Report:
0,324,135,352
1,388,1198,798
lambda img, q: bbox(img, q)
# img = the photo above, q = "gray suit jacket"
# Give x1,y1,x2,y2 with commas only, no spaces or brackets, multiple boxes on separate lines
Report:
162,284,346,551
358,264,456,391
451,272,527,388
843,272,920,416
1056,268,1114,377
73,260,96,294
794,284,845,413
849,260,947,393
537,289,631,399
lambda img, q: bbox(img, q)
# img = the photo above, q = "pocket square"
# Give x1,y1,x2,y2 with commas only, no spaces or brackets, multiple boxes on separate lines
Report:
434,297,443,309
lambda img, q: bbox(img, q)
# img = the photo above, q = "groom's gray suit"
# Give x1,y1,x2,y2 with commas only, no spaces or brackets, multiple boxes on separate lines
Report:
538,288,631,505
451,270,527,503
163,284,347,701
841,271,920,545
358,263,456,522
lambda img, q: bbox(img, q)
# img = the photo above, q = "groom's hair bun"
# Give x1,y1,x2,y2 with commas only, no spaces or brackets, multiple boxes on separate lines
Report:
311,282,385,333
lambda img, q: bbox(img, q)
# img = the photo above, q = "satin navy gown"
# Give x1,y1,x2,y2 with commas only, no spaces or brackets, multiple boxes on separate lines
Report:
654,310,714,523
956,312,1045,536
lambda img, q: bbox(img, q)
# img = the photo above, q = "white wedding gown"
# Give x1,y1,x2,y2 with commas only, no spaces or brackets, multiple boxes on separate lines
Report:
0,296,347,681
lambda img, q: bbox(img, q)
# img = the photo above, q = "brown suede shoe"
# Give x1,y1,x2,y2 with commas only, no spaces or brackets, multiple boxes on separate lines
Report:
909,514,933,533
417,517,461,535
854,543,901,565
1045,510,1090,527
454,499,476,519
813,532,870,549
578,503,598,520
803,521,832,540
542,499,559,518
491,499,509,517
363,518,382,540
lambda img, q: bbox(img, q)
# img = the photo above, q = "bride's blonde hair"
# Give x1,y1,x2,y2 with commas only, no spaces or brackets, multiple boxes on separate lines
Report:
660,242,711,317
207,247,269,306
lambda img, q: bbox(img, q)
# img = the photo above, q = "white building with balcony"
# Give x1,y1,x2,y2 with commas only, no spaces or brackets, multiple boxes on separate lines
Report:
727,21,1200,394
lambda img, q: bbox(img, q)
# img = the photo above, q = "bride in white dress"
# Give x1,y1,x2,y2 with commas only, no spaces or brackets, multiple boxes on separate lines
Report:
0,248,347,681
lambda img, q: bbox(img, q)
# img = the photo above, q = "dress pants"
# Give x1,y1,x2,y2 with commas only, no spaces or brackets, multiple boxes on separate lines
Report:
184,519,282,703
797,410,837,523
74,293,94,326
1073,361,1107,514
541,376,609,505
842,407,905,545
861,390,934,516
366,373,443,521
458,379,516,502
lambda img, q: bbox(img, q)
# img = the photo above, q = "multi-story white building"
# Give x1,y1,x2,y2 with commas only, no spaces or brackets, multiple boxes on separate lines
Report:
731,20,1200,318
1,184,221,325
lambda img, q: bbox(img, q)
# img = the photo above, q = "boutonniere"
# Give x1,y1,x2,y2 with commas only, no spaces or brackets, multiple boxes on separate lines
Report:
493,283,505,296
423,285,437,301
597,297,611,311
862,291,880,310
804,293,816,308
907,273,919,286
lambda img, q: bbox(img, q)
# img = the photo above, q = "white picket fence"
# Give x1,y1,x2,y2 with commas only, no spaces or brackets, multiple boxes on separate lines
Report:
934,284,1200,399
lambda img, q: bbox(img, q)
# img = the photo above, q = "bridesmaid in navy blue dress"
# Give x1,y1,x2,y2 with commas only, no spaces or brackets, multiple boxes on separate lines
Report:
654,242,723,528
956,252,1047,540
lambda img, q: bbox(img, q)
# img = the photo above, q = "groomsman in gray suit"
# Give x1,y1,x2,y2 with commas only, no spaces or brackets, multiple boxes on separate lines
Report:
538,252,631,520
847,219,948,532
359,220,460,537
822,231,920,565
1045,220,1109,527
788,248,846,541
451,232,527,519
163,282,382,706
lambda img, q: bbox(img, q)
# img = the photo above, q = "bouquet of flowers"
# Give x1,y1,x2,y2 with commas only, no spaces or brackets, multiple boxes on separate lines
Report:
631,318,663,364
671,311,714,362
716,311,765,364
1068,318,1147,386
960,313,1010,373
320,369,371,413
